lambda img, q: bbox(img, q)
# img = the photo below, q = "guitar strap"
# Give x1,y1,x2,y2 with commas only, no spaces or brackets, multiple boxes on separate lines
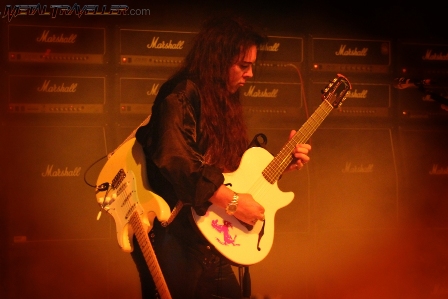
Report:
160,200,184,227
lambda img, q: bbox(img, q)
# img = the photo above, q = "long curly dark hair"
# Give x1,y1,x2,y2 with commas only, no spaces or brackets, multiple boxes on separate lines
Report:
172,15,266,171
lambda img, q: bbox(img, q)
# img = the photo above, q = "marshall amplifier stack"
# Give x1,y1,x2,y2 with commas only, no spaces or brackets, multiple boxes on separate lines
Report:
115,28,198,148
116,31,306,120
394,41,448,234
5,24,109,117
3,23,115,299
307,37,399,239
309,37,393,119
116,29,196,113
243,35,306,129
115,33,307,148
396,40,448,121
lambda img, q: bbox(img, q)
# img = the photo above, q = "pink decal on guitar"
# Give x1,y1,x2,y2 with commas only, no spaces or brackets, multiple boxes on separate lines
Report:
211,219,240,246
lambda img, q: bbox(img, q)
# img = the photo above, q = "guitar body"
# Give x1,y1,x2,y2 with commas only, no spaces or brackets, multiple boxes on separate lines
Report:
192,147,294,265
96,137,173,299
96,138,172,252
192,74,352,266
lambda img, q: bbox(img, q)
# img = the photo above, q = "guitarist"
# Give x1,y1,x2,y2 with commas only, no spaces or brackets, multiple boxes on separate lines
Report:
132,14,311,299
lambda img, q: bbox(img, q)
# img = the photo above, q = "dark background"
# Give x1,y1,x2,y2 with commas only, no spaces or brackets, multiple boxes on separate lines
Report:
1,1,448,299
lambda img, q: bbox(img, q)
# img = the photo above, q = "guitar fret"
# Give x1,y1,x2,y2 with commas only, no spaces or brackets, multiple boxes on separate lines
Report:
130,212,172,299
262,76,351,184
313,110,324,121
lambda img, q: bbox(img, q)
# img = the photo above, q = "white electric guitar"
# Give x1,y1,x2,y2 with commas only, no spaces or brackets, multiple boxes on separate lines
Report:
95,138,172,299
192,74,352,266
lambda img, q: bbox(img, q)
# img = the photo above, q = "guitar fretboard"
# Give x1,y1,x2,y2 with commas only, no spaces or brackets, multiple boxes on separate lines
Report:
262,100,333,183
129,211,172,299
262,74,351,184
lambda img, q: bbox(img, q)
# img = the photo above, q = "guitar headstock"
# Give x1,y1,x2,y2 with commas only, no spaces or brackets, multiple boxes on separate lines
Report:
321,73,352,108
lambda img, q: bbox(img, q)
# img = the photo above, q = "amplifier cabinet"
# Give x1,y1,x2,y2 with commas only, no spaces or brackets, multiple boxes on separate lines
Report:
119,28,196,67
7,73,106,114
397,84,448,120
7,24,106,64
398,126,448,228
310,126,398,230
240,80,304,129
256,35,303,68
118,76,166,114
310,37,392,74
308,77,392,118
3,123,111,244
397,40,448,78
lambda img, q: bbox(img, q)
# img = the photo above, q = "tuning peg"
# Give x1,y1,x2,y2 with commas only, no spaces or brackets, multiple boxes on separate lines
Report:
97,197,104,205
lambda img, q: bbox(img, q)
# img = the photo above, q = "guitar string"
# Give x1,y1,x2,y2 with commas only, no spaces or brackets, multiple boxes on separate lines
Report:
247,98,337,227
263,100,334,182
130,210,170,299
122,178,170,299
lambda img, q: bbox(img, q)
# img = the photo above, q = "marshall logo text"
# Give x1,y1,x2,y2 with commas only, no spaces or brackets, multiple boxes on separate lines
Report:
147,37,184,50
335,45,368,57
346,89,368,99
36,30,77,43
244,85,279,98
37,80,78,93
429,164,448,175
259,42,280,52
42,165,81,177
422,50,448,61
146,83,160,96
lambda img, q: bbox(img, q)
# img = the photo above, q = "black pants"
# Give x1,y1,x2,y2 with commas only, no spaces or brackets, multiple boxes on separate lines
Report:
131,224,243,299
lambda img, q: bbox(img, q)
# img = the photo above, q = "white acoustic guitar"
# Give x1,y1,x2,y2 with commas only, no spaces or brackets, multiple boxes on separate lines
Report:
95,137,172,299
192,74,352,266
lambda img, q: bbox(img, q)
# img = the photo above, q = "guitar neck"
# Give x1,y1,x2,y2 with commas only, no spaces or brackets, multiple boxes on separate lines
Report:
262,99,334,183
129,211,172,299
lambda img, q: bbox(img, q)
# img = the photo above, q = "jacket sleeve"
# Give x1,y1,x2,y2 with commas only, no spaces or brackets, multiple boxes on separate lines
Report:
144,81,224,216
